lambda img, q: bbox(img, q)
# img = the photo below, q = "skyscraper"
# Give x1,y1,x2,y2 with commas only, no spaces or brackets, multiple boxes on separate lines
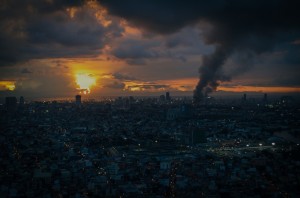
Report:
166,92,171,101
263,93,268,102
243,93,247,101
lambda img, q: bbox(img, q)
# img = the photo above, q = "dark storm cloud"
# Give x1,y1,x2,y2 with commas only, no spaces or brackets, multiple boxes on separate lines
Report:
104,81,126,89
100,0,299,35
0,0,123,66
0,0,83,17
112,73,137,81
113,45,158,61
100,0,300,99
111,29,209,65
280,44,300,66
21,68,32,74
112,39,160,65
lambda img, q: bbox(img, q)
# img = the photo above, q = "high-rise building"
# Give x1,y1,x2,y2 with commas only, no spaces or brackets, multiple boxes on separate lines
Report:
5,96,17,112
263,93,267,102
75,95,81,105
166,92,171,101
243,93,247,101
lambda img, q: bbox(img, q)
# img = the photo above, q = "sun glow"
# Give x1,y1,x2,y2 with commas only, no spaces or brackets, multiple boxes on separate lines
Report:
0,81,16,91
75,73,96,94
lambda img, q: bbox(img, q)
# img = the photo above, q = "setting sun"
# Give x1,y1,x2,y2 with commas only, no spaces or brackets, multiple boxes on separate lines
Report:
75,73,96,94
0,81,16,91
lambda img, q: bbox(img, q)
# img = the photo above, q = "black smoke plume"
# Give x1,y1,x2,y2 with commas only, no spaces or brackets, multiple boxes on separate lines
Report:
193,46,232,102
1,0,299,93
100,0,300,101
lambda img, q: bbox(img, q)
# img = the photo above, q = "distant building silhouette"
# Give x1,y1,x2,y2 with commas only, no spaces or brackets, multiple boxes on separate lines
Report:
281,95,293,105
167,104,193,120
166,92,171,101
5,96,17,112
243,93,247,101
75,95,81,105
263,93,268,102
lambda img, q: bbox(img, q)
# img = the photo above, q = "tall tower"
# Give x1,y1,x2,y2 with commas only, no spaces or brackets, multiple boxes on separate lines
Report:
263,93,267,102
243,93,247,101
75,95,81,105
166,92,171,101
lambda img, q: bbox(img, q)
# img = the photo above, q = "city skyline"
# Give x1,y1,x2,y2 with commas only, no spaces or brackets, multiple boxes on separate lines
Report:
1,0,300,98
1,2,300,196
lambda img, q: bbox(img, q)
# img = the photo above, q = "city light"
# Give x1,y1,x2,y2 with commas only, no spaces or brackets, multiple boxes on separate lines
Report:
1,0,300,197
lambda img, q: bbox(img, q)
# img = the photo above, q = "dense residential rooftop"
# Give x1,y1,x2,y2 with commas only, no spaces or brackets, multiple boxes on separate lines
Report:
0,95,299,197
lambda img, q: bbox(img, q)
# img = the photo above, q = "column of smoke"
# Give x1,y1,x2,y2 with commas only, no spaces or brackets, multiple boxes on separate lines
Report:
98,0,299,105
193,46,231,103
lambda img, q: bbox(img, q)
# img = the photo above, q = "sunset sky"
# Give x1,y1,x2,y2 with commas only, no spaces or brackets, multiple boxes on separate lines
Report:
1,0,300,99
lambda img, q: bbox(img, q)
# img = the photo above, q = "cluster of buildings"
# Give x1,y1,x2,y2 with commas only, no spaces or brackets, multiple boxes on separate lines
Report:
0,94,299,197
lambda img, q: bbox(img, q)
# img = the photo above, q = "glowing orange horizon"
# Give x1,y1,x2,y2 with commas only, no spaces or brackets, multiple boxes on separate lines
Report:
218,85,300,93
157,78,300,93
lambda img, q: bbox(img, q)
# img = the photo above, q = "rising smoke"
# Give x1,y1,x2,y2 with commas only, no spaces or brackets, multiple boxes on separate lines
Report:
99,0,300,101
1,0,299,97
193,45,232,102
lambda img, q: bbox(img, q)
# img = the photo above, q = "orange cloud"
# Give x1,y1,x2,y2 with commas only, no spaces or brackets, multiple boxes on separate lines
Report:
219,85,300,93
154,78,300,93
156,78,198,91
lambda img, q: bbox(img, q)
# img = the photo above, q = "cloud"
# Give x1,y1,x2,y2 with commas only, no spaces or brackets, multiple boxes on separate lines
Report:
21,68,32,74
12,72,76,97
111,39,160,65
0,0,124,66
1,0,299,98
100,0,300,37
0,59,79,97
98,72,135,90
99,72,176,92
99,0,300,98
103,81,126,89
125,83,169,92
110,27,212,65
112,72,137,81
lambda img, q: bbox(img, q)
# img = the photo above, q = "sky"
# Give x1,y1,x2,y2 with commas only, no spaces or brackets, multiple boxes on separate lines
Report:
0,0,300,99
